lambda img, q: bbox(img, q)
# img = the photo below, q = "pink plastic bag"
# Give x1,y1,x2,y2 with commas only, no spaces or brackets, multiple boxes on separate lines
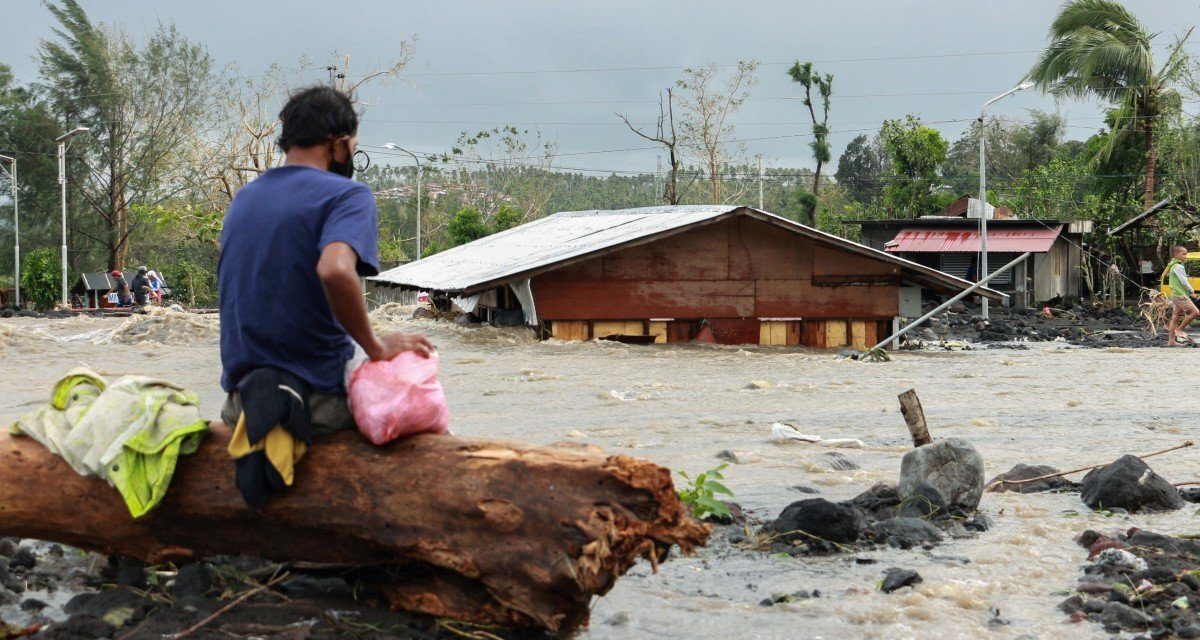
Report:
349,352,450,445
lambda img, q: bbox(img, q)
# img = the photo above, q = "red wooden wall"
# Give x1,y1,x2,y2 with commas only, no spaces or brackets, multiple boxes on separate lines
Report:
533,216,901,324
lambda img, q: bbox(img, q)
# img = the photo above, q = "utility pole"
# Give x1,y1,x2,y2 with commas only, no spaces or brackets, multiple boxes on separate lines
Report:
757,155,764,209
382,143,422,259
978,81,1032,319
0,154,16,307
56,126,90,307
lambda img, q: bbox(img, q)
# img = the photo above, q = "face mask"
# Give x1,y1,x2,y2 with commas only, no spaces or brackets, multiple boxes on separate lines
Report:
328,139,354,179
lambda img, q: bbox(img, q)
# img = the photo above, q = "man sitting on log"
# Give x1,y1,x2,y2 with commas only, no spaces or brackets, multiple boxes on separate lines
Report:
218,86,433,500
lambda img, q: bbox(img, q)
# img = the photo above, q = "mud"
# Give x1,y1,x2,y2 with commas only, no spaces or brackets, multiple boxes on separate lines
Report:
2,309,1199,639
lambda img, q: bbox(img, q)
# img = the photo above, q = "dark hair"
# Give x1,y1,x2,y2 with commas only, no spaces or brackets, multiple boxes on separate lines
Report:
277,86,358,152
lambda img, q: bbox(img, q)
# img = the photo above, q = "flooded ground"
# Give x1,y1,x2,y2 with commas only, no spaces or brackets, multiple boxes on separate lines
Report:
1,311,1197,639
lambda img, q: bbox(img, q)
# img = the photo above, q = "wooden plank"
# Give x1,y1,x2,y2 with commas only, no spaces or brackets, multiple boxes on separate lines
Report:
594,320,635,338
825,320,848,348
667,320,700,343
786,321,802,346
532,278,756,320
707,318,761,345
648,321,667,344
851,320,868,349
864,320,879,347
754,279,899,318
602,222,729,281
759,322,773,345
802,320,826,348
726,218,812,281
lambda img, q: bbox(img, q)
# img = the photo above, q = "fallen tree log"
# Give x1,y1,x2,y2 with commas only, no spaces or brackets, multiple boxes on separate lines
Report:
0,424,708,633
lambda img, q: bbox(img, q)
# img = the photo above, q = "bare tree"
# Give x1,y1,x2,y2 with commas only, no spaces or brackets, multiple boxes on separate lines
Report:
618,88,684,204
440,126,557,222
675,61,759,204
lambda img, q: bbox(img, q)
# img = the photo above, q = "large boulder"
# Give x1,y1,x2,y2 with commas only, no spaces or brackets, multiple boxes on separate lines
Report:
899,438,985,511
986,463,1077,494
767,498,863,544
1080,455,1183,513
864,517,943,549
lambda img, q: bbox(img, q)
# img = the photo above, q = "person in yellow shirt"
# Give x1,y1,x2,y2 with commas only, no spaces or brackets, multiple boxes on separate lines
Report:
1165,245,1199,346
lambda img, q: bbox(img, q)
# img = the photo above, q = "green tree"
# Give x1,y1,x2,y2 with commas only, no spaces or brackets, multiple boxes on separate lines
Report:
20,248,60,310
492,204,523,232
447,207,488,246
835,133,885,205
788,61,833,226
38,0,219,269
1028,0,1191,209
880,115,949,217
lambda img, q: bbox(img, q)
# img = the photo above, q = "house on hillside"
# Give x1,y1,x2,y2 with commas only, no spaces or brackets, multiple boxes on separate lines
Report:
369,205,1004,348
850,196,1093,307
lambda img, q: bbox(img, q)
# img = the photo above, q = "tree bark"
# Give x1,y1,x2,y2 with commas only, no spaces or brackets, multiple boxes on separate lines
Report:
1144,119,1157,211
0,425,708,633
898,389,932,447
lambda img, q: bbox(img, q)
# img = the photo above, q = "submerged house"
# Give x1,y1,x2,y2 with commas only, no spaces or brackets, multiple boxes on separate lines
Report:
852,196,1093,307
369,205,1003,348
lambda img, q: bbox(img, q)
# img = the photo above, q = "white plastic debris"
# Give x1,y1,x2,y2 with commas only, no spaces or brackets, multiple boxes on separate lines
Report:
771,423,821,443
1093,548,1148,573
818,438,866,449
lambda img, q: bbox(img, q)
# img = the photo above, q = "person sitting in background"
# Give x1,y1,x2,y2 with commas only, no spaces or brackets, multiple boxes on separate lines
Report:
130,266,152,307
106,270,132,306
147,270,164,303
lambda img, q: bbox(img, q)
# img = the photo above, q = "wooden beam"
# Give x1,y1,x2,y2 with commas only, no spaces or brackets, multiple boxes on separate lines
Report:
898,389,932,447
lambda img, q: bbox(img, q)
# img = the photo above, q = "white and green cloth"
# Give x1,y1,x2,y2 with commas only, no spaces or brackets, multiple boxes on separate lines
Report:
10,366,207,518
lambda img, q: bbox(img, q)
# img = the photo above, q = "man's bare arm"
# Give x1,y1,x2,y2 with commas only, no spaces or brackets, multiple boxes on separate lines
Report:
317,242,433,361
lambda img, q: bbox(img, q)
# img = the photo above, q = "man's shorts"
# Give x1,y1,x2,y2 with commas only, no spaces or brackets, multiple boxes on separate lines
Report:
1172,297,1199,315
221,391,355,436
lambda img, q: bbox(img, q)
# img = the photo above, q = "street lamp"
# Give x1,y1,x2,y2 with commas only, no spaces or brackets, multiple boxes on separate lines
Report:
0,154,17,308
55,126,90,307
978,81,1033,319
382,143,423,260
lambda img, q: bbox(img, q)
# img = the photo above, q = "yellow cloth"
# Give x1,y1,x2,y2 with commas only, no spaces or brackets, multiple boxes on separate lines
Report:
227,413,307,486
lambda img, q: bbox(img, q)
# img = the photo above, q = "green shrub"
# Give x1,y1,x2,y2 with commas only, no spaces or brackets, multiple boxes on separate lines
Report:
678,464,734,520
21,249,61,310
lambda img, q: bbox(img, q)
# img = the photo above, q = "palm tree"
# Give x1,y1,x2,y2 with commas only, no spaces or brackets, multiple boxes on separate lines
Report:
1028,0,1191,210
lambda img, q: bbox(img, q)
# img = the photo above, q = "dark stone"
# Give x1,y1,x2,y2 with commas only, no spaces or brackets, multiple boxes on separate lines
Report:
1082,598,1107,614
1098,601,1151,630
790,485,820,494
849,482,901,515
412,307,435,319
880,568,922,593
64,587,155,627
1130,566,1178,585
864,518,943,550
8,547,35,570
43,615,116,640
20,597,48,611
1058,595,1084,614
986,463,1078,493
1180,488,1200,503
767,498,864,544
279,574,355,600
0,559,23,593
962,513,991,532
1081,455,1184,513
171,562,214,600
897,481,948,519
104,555,146,589
822,451,859,471
0,539,18,558
1178,624,1200,639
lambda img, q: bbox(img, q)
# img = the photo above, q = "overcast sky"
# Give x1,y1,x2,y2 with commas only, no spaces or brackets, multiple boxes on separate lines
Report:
3,0,1198,174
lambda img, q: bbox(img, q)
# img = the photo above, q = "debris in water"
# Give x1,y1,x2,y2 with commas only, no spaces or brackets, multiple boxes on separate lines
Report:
879,568,922,593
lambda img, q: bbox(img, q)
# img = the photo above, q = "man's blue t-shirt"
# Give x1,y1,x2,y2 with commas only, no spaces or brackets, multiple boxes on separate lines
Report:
219,165,379,394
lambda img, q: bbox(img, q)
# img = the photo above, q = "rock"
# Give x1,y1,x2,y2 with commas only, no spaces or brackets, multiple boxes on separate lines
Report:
864,518,943,550
768,498,864,544
1098,601,1150,630
949,302,967,314
21,597,48,611
714,449,760,464
452,313,473,326
412,307,435,319
838,349,862,359
921,328,939,341
986,463,1078,493
104,555,145,589
1080,455,1184,513
849,482,901,516
899,438,985,511
64,588,155,628
171,562,214,600
43,614,117,640
1091,548,1148,574
0,559,23,593
1058,595,1084,615
880,568,922,593
745,380,773,390
8,548,35,570
0,539,18,558
897,481,947,519
1180,487,1200,503
822,452,860,471
790,485,819,494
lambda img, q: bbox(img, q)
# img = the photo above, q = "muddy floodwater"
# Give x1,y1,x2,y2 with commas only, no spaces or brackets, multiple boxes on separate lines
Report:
2,310,1197,640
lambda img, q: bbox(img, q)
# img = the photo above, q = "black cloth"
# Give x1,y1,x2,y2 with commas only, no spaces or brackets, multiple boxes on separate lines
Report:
130,274,151,306
112,276,131,305
232,367,313,507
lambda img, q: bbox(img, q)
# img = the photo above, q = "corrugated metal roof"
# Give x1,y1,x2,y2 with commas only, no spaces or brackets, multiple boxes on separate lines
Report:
885,225,1063,253
370,205,1005,300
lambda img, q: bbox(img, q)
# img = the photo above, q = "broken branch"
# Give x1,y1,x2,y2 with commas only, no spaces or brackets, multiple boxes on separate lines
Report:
985,440,1194,493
